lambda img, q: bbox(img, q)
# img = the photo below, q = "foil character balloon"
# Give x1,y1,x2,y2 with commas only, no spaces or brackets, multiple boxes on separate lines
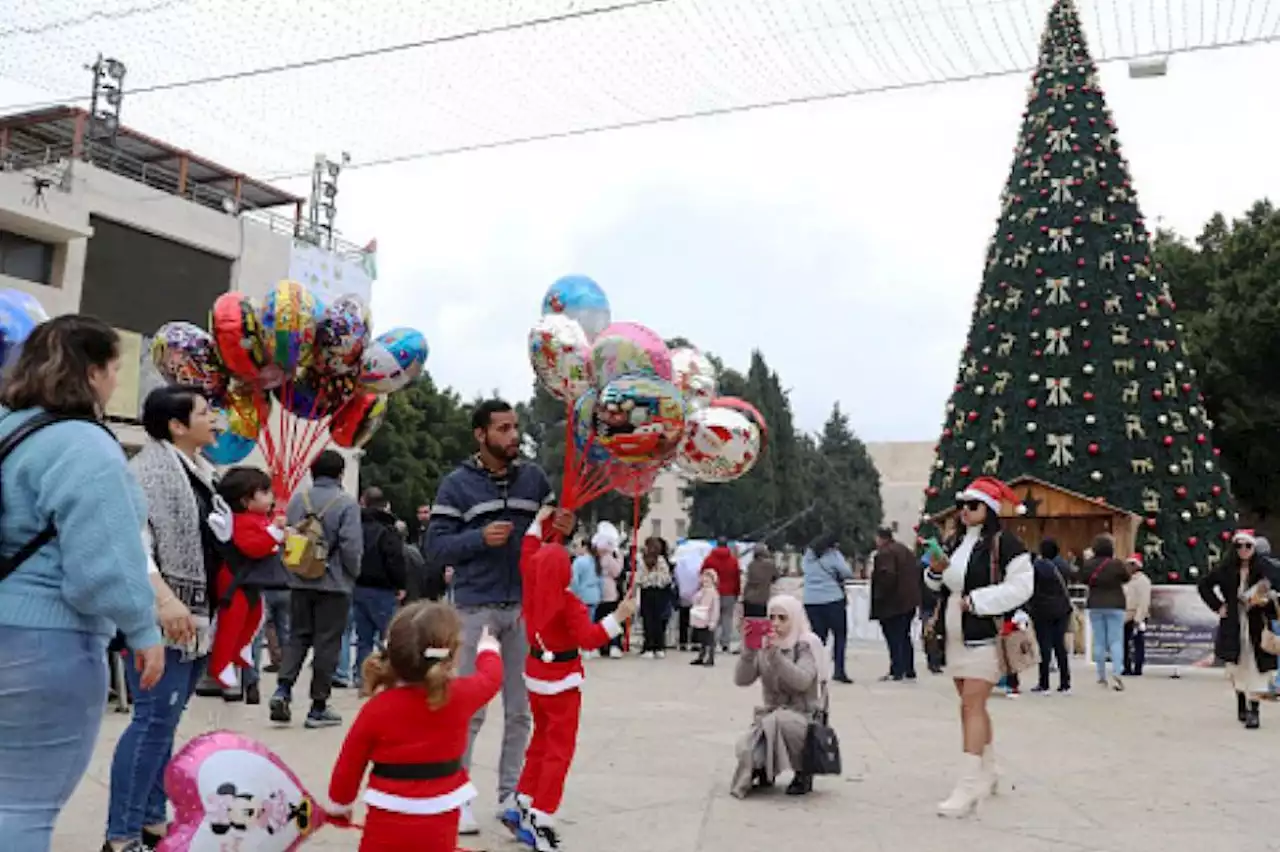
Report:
542,274,611,340
314,295,371,377
159,730,330,851
528,314,593,401
676,405,763,483
0,289,47,366
590,322,672,387
204,430,257,466
260,281,320,376
279,373,355,420
359,327,427,394
669,346,717,411
151,322,230,405
593,374,686,465
571,388,610,465
329,393,388,449
711,396,769,446
210,292,268,382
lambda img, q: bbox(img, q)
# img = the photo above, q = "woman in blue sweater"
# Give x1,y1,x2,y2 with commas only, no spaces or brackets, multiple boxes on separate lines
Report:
0,315,165,852
802,532,855,684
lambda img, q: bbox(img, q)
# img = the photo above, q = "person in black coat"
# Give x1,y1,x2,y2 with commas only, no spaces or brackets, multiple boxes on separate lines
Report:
1198,529,1280,729
1027,538,1073,694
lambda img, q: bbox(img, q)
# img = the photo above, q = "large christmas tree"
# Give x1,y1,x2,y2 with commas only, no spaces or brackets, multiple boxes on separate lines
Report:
920,0,1234,583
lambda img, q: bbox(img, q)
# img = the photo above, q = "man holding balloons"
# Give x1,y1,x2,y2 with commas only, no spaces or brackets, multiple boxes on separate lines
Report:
425,399,572,836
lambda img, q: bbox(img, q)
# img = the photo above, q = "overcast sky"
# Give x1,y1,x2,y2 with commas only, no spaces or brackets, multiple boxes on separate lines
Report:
2,3,1278,441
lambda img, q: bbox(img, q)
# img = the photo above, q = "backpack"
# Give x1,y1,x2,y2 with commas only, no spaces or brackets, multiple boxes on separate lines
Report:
283,490,342,581
0,411,113,584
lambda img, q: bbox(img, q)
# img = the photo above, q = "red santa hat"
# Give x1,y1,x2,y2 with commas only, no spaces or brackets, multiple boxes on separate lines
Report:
1232,529,1258,547
1125,553,1143,568
955,476,1020,514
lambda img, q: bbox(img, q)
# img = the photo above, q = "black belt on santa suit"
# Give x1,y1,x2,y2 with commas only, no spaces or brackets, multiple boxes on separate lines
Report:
530,648,580,663
370,759,462,780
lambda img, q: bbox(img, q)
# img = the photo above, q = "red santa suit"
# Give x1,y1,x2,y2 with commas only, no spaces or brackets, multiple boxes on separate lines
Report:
329,647,503,851
209,512,283,689
514,518,623,842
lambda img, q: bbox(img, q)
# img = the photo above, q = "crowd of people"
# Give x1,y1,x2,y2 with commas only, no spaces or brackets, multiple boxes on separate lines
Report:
2,316,1279,851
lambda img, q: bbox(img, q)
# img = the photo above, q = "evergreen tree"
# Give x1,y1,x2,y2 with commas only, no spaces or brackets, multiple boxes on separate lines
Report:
793,403,884,557
920,0,1233,583
360,374,474,537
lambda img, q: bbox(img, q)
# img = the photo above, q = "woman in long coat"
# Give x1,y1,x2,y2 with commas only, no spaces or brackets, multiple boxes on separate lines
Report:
1198,529,1280,729
730,594,825,798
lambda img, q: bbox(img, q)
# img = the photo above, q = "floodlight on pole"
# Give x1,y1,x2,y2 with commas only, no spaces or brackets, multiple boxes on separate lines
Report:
307,151,352,250
85,53,126,156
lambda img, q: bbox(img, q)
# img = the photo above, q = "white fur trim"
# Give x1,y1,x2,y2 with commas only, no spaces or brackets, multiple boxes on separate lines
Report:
1233,531,1257,546
601,613,622,639
525,517,545,539
363,782,477,815
215,663,238,689
523,672,584,695
530,807,556,825
957,487,1001,513
267,524,286,543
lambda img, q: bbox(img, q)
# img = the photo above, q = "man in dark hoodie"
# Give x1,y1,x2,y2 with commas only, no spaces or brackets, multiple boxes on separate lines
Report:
352,487,406,687
425,399,570,835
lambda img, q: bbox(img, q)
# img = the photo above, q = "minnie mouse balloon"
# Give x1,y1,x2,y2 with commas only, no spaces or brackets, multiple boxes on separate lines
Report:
160,730,331,851
669,346,717,411
590,322,671,386
529,314,593,401
360,327,427,394
542,274,611,340
677,405,762,483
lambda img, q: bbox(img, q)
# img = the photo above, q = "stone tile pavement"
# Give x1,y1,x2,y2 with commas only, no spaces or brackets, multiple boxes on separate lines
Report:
56,643,1280,852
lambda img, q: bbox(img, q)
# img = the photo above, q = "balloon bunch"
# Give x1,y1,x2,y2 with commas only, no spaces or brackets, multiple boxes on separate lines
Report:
151,281,426,501
0,288,49,366
529,275,765,513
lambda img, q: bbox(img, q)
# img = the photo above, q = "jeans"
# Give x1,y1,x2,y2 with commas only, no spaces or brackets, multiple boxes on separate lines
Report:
718,595,738,649
352,586,398,685
1123,621,1146,675
0,627,108,852
106,649,205,842
246,589,291,687
1035,614,1071,690
640,588,671,653
334,602,355,684
456,605,531,800
1089,608,1126,681
881,611,916,678
806,599,848,680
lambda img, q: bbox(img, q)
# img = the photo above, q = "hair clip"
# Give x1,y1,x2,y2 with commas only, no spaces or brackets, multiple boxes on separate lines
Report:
423,647,450,660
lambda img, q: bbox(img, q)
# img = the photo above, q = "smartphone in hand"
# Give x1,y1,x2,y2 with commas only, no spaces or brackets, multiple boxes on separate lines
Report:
743,617,771,651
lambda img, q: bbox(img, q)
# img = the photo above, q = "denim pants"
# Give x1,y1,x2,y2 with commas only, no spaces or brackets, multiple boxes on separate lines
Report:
1089,608,1126,681
0,626,108,852
246,589,291,687
718,595,738,649
806,599,848,679
352,586,398,686
334,602,355,684
106,649,205,842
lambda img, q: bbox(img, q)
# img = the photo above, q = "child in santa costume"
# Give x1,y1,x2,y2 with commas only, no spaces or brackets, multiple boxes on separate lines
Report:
505,507,637,851
209,467,285,698
328,601,504,851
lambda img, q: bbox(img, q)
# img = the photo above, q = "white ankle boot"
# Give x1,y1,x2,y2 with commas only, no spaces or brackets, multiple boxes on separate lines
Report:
981,744,999,796
937,754,984,818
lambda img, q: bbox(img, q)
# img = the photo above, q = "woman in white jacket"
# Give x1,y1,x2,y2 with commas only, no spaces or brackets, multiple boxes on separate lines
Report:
924,477,1033,818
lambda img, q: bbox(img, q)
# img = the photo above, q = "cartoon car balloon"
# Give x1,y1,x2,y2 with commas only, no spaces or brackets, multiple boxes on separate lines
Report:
593,374,686,465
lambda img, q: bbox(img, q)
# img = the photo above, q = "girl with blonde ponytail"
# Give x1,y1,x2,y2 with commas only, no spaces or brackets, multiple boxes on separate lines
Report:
328,601,503,850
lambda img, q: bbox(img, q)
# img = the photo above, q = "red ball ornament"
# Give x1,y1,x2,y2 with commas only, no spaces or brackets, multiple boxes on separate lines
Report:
1135,291,1144,300
1025,448,1037,459
981,364,990,373
1007,233,1015,242
1187,536,1198,548
968,411,979,422
1152,389,1163,401
1182,383,1192,393
1221,531,1232,541
1026,399,1038,409
1142,338,1151,347
1035,267,1044,276
1077,258,1086,267
1083,391,1095,402
1212,484,1222,496
927,487,939,497
1167,572,1180,582
1145,517,1157,529
1123,255,1131,263
954,383,963,392
1175,486,1188,499
960,465,971,476
1162,436,1174,447
1100,180,1109,188
1040,225,1049,234
1031,307,1041,318
1073,215,1082,224
1032,349,1043,358
1082,339,1091,349
1087,443,1099,455
987,323,996,331
942,428,953,439
1078,300,1088,310
1213,447,1222,456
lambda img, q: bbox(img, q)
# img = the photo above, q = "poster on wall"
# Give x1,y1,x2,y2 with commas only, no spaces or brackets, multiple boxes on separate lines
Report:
105,328,165,421
287,239,376,305
1144,585,1218,668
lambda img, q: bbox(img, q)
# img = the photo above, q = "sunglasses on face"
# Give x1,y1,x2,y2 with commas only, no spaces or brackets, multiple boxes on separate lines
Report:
1236,543,1254,552
956,500,984,512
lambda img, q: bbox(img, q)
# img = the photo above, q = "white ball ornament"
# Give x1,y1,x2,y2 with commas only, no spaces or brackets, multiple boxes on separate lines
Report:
1205,461,1214,471
1146,360,1157,371
1026,422,1038,433
1080,319,1090,328
1029,372,1041,383
1180,510,1191,522
966,440,976,451
1085,414,1096,425
1168,463,1180,475
1083,364,1095,375
1158,415,1168,426
1217,508,1227,519
1090,470,1103,482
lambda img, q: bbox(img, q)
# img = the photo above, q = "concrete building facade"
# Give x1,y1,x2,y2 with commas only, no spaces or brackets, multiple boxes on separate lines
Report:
866,440,935,544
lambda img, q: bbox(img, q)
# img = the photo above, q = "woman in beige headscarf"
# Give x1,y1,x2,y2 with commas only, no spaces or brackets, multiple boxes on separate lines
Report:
729,594,826,798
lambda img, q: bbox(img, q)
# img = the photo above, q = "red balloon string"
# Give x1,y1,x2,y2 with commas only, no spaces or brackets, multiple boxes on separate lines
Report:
622,494,641,652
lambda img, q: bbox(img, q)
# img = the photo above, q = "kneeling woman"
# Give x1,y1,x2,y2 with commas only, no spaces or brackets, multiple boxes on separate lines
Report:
924,477,1033,818
729,595,826,798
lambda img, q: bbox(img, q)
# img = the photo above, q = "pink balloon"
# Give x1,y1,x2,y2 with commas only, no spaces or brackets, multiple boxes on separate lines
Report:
160,730,332,852
590,321,672,386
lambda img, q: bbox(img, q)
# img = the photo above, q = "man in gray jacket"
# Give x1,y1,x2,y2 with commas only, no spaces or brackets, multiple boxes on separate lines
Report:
270,450,363,728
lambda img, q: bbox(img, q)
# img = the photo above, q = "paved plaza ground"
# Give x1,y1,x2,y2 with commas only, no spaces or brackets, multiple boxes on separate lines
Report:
58,642,1280,852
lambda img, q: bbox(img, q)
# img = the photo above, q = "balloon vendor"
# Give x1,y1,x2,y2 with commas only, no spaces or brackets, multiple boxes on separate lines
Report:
503,506,637,852
327,601,504,852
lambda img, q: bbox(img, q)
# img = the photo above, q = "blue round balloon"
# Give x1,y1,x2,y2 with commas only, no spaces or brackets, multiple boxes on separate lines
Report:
542,275,611,340
360,327,428,393
0,289,48,366
204,431,256,466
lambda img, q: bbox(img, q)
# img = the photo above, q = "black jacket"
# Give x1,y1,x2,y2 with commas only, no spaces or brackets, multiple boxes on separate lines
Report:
1199,559,1280,672
403,543,446,603
1027,557,1073,623
357,508,407,591
934,529,1031,644
871,540,921,620
1080,557,1128,610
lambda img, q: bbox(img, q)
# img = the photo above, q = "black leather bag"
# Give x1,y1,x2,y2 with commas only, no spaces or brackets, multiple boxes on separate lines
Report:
797,648,841,775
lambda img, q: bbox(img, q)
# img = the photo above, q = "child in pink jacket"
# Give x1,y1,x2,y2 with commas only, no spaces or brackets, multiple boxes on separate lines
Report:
689,570,721,667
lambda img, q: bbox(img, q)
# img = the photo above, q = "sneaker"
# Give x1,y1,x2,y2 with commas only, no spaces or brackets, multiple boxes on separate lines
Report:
1057,685,1072,696
304,706,343,728
1029,685,1050,695
1006,687,1020,698
458,801,479,836
530,811,561,851
263,663,280,674
244,683,261,706
268,690,291,724
330,678,352,689
690,658,705,666
641,651,655,660
499,794,535,845
656,650,666,659
608,647,623,659
1110,675,1125,692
